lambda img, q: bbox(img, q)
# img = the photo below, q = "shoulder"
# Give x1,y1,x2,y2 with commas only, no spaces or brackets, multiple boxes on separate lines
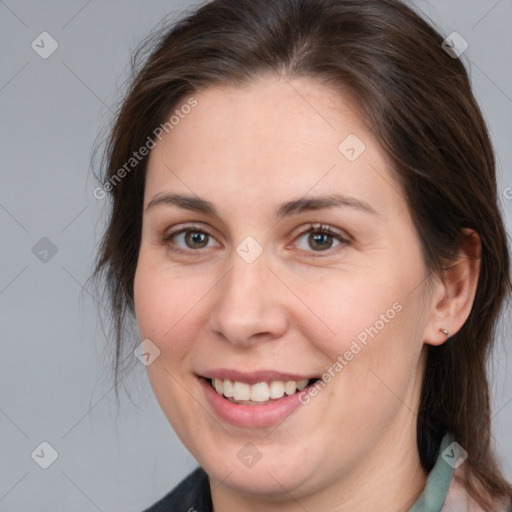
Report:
442,465,511,512
142,467,212,512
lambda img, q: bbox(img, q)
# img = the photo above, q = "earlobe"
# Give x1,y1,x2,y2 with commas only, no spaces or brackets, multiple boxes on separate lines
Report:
424,228,481,347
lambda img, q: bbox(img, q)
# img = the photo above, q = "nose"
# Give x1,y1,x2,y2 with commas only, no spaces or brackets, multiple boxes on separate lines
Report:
208,254,289,347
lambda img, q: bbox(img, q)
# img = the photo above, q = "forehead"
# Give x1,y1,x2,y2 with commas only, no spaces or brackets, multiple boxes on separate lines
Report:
144,75,402,219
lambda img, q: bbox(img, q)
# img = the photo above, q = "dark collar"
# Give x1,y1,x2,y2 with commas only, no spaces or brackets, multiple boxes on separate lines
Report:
142,466,212,512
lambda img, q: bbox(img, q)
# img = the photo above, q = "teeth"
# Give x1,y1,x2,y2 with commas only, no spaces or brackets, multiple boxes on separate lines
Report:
232,381,251,400
285,380,297,395
269,381,285,399
211,378,311,403
297,379,309,390
214,378,223,394
250,382,270,402
223,379,234,397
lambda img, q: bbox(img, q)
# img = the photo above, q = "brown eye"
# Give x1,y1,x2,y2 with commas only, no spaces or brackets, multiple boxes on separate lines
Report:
184,231,209,248
307,232,334,251
292,224,350,254
165,229,218,251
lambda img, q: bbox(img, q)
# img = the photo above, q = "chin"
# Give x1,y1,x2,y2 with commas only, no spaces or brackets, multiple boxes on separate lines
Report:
199,443,324,499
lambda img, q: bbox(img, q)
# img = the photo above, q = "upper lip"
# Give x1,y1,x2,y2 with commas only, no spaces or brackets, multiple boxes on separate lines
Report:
199,369,318,385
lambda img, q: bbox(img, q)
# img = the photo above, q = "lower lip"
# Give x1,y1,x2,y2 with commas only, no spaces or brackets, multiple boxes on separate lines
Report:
199,377,307,428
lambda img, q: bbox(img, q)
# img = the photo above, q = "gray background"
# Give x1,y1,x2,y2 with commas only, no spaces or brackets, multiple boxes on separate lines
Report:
0,0,510,510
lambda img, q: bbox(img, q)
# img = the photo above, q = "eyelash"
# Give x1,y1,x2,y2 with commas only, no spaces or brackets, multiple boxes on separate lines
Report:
161,223,350,256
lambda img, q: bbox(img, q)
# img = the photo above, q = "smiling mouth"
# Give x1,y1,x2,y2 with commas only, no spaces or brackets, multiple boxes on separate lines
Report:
206,377,320,405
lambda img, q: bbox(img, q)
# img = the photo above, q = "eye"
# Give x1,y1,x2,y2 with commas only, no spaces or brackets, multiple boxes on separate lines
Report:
163,227,219,252
292,224,349,253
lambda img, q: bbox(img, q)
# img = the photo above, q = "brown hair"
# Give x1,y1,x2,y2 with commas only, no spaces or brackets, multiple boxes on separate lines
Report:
91,0,512,508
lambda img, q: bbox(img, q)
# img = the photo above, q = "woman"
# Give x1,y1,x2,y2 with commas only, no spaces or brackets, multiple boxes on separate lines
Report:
92,0,512,510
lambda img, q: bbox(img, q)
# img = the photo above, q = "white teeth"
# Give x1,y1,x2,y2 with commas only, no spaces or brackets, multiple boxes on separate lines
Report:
214,378,223,394
297,379,309,391
223,379,234,398
210,378,311,402
250,382,270,402
232,381,251,401
285,380,297,395
269,381,285,399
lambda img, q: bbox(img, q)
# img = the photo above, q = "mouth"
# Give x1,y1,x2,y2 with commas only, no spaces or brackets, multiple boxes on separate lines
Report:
205,377,320,406
197,369,322,427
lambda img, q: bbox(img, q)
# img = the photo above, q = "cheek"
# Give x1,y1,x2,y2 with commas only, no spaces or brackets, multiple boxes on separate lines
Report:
290,269,407,353
134,261,167,342
134,254,206,343
133,258,209,436
133,254,220,401
293,262,425,402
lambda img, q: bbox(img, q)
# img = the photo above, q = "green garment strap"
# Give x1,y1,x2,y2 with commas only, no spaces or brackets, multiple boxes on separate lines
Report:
409,433,455,512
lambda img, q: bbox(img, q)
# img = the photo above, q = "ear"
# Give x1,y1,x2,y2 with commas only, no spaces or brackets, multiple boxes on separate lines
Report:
423,228,481,346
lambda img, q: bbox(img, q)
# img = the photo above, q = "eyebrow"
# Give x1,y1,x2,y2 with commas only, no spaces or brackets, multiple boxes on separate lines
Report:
275,194,376,218
145,193,377,218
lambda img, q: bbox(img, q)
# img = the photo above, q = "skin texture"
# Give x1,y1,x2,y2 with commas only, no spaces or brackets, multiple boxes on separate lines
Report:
133,75,480,512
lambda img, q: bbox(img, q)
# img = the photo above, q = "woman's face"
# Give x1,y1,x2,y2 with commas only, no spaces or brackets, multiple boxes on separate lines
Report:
134,76,436,500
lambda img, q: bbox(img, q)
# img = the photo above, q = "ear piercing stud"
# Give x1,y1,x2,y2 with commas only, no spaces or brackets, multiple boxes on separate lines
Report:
439,328,449,336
